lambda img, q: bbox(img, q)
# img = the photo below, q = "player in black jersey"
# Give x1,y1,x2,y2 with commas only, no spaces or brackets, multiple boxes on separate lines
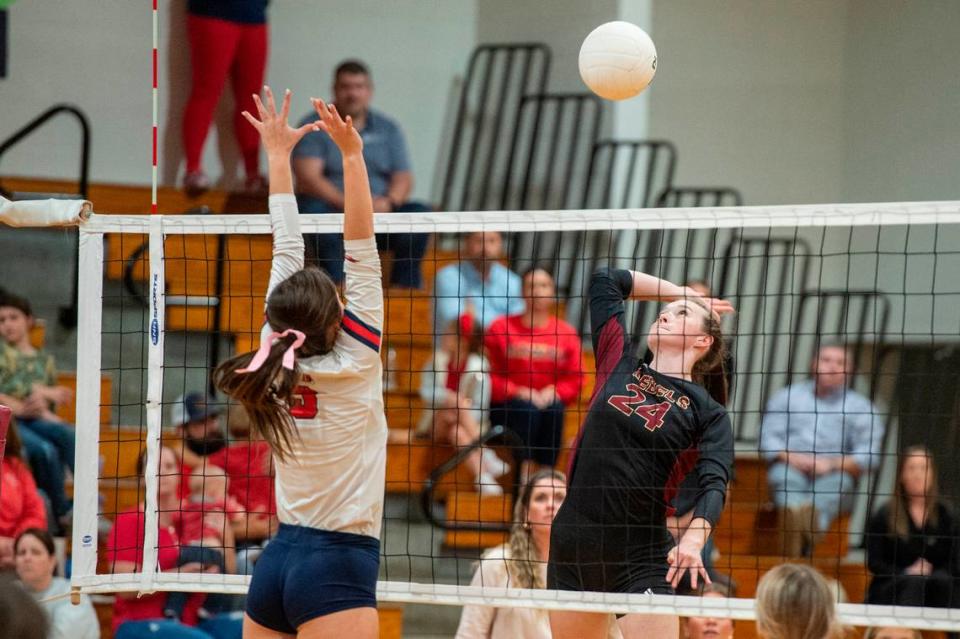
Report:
548,267,735,639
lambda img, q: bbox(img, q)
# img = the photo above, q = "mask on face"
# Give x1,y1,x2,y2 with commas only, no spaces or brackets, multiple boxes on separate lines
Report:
184,433,227,456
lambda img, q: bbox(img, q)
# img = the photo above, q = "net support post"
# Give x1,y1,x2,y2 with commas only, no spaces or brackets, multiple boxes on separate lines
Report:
70,228,104,584
139,216,166,594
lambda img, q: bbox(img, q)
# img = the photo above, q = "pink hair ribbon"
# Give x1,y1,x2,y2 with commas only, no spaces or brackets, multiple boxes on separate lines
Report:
235,329,306,373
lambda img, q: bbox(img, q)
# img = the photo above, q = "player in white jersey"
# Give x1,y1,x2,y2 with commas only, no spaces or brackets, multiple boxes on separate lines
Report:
213,86,385,639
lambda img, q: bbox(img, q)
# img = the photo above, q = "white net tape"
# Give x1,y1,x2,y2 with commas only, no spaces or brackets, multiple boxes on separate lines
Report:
72,202,960,630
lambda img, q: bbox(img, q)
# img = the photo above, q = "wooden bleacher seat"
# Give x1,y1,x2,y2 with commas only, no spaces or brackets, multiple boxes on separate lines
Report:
54,370,112,425
28,319,46,349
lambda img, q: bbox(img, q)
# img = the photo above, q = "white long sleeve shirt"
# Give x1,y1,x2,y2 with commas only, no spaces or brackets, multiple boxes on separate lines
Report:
264,194,387,539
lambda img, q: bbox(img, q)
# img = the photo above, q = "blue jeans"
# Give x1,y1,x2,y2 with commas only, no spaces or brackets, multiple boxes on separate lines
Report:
297,195,431,288
766,462,856,531
114,613,243,639
17,418,74,518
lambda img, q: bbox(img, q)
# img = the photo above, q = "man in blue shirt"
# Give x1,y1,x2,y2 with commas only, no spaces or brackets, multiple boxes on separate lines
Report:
293,59,430,288
433,231,524,335
759,344,884,555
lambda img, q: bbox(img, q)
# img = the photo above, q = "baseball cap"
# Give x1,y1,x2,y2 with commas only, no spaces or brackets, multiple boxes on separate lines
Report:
170,392,222,429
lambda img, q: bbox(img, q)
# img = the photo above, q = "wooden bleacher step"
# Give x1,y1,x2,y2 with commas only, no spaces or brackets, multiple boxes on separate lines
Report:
444,492,513,549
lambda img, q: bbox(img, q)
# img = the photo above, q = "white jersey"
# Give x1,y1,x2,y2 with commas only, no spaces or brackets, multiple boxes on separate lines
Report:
262,194,387,539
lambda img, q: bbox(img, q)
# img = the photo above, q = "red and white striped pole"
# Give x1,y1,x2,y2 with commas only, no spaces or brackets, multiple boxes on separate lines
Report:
151,0,159,214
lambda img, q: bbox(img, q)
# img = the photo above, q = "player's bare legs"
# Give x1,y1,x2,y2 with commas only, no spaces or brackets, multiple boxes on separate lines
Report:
298,607,379,639
244,614,295,639
618,613,679,638
549,610,615,639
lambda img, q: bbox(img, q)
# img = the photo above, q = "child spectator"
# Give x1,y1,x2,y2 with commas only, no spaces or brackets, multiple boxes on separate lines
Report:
484,267,583,476
165,466,239,621
0,422,47,568
418,312,506,495
0,293,75,529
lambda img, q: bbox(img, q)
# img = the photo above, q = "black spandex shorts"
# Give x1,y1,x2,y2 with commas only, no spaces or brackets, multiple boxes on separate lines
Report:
547,515,675,596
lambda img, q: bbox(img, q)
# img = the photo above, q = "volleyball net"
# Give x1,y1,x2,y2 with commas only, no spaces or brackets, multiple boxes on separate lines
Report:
71,202,960,631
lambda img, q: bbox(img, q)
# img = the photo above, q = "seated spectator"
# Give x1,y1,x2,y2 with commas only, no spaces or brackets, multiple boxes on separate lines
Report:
205,403,277,574
418,312,506,494
0,293,75,529
434,231,524,334
485,268,583,475
864,629,921,639
457,470,620,639
0,573,47,639
14,527,100,639
293,59,430,288
759,343,883,556
106,445,242,639
164,467,239,622
682,582,734,639
0,422,47,568
865,445,960,608
755,563,843,639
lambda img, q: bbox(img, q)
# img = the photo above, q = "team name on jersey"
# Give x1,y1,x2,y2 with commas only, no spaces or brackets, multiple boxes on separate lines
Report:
632,372,691,410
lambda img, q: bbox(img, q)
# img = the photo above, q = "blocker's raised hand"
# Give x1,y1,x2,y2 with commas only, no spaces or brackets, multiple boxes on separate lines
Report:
312,97,363,157
242,86,319,156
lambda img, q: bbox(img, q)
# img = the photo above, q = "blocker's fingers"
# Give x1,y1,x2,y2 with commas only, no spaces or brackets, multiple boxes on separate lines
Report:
240,111,261,130
251,93,267,119
701,566,712,585
295,121,320,137
280,89,292,121
264,85,277,114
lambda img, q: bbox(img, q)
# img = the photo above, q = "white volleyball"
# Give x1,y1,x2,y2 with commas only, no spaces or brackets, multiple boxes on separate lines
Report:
578,21,658,101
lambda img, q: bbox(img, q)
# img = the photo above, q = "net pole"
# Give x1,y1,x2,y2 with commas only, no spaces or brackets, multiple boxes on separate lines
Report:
139,216,166,593
70,229,105,582
150,0,158,214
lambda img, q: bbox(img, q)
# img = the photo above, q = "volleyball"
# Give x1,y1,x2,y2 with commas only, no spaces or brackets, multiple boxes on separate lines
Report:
578,21,657,101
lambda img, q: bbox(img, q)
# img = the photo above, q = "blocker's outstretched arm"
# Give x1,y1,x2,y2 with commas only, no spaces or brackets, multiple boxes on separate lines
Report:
0,196,91,227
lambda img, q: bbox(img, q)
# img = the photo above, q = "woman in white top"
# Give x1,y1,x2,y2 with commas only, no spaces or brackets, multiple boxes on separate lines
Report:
418,313,506,494
213,87,385,639
457,469,619,639
15,527,100,639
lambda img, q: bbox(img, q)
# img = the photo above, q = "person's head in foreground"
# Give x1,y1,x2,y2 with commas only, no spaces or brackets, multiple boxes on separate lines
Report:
864,627,921,639
14,528,57,594
213,264,343,461
811,343,851,396
646,288,729,404
507,468,566,589
755,564,843,639
0,574,47,639
683,582,735,639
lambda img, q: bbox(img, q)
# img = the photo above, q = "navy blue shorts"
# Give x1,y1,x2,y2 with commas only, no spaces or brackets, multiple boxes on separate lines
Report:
245,524,380,633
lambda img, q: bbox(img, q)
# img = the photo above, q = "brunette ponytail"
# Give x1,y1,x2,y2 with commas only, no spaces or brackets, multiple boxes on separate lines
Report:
213,333,302,462
691,313,729,405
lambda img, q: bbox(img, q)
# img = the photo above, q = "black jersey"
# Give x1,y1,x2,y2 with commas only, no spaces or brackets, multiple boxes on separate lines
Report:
562,267,733,529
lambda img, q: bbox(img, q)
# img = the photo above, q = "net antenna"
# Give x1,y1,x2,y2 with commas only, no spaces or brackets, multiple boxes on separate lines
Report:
74,201,960,632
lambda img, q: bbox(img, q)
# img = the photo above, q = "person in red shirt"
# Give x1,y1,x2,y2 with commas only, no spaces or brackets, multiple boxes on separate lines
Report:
485,267,583,476
106,445,243,639
0,422,47,568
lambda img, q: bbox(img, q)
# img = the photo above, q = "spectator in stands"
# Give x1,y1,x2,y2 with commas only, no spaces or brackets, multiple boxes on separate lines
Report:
755,563,843,639
14,527,100,639
434,231,524,334
293,59,430,288
759,343,883,556
0,292,75,529
164,466,239,622
205,403,276,574
171,391,227,470
864,629,921,639
181,0,269,196
0,422,47,569
865,445,960,608
107,445,243,639
682,582,734,639
457,470,619,639
418,312,507,495
485,267,583,476
0,573,47,639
